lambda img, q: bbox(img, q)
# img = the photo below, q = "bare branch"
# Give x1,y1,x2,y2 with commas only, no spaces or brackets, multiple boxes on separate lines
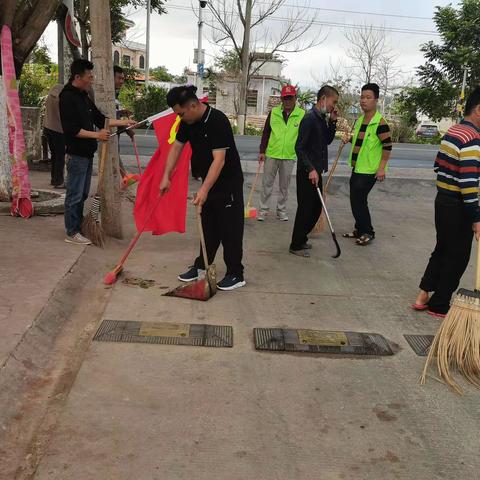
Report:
250,0,286,29
344,23,391,84
236,0,246,26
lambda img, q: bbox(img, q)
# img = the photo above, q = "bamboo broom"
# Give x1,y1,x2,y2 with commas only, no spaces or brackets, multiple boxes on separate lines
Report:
81,119,109,247
310,141,346,236
421,239,480,394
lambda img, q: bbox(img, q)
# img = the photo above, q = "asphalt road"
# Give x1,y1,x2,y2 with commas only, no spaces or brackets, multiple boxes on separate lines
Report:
119,130,439,169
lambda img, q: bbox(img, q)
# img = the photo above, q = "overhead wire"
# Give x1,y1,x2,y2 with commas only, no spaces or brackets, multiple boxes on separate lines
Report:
165,3,439,36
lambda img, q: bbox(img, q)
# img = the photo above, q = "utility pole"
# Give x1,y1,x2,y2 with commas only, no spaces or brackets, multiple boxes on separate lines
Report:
57,19,64,83
193,1,206,95
90,0,123,239
145,0,151,86
237,0,252,135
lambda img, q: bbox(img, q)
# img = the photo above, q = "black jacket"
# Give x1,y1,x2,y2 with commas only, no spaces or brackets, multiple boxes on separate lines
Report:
59,83,106,158
295,107,337,174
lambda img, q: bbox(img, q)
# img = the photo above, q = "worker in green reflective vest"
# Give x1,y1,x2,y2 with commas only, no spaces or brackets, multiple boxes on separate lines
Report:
257,85,305,222
343,83,393,246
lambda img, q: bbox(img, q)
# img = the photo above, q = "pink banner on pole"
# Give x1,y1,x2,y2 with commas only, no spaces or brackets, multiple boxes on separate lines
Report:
1,24,33,217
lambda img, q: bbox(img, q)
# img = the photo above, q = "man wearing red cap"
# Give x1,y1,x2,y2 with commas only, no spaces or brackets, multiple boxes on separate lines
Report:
257,85,305,221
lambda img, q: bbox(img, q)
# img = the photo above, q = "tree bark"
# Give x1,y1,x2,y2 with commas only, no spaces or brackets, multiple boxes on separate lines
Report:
12,0,62,77
90,0,123,239
77,0,91,59
237,0,252,135
0,78,12,201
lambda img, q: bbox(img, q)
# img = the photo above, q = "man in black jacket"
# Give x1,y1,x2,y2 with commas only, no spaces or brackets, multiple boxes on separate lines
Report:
289,85,339,257
60,59,135,245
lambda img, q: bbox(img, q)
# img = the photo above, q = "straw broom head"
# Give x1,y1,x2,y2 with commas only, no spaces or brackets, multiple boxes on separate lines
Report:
421,288,480,395
81,210,105,247
311,210,327,236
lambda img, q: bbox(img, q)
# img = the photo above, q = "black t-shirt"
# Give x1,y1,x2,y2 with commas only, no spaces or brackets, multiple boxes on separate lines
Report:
176,105,243,195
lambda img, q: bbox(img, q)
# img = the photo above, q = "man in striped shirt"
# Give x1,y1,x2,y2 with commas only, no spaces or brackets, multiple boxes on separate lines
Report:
412,86,480,317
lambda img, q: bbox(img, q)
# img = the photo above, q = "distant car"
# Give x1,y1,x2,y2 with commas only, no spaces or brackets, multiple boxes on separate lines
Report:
416,123,440,138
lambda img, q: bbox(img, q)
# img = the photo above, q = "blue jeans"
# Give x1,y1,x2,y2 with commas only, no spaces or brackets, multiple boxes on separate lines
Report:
64,155,93,236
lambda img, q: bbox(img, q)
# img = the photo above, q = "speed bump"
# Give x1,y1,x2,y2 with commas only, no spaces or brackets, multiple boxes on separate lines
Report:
254,328,393,355
93,320,233,348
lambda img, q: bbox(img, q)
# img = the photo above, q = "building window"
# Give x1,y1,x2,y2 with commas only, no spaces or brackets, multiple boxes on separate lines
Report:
113,51,120,65
122,55,131,67
139,55,145,69
247,90,258,107
208,86,217,105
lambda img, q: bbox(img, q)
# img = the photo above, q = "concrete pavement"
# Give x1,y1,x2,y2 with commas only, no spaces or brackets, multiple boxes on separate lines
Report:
21,172,480,479
0,171,86,367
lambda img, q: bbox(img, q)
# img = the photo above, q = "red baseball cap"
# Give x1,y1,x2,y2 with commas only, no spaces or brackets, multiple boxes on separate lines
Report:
281,85,297,97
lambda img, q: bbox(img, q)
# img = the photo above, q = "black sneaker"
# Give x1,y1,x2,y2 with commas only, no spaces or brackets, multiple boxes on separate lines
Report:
178,266,204,282
217,274,246,291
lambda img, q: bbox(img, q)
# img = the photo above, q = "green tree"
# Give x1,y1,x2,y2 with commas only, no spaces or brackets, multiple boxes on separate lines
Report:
296,89,316,110
131,85,169,121
75,0,167,58
150,65,173,82
405,0,480,120
19,64,58,107
173,68,188,84
215,50,241,75
27,45,53,65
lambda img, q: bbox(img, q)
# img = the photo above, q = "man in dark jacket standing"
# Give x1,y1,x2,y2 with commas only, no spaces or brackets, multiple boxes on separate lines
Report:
289,85,339,257
60,59,135,245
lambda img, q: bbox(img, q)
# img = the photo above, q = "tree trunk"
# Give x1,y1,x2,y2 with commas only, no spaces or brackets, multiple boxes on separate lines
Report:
12,0,62,78
78,0,90,59
90,0,123,239
0,77,12,201
237,0,252,135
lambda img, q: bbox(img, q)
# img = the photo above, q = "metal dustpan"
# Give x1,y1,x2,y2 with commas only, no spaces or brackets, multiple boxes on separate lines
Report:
165,206,217,301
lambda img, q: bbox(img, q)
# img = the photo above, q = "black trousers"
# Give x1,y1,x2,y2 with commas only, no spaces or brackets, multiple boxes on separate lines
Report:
290,168,322,250
44,128,65,186
193,189,244,276
419,193,474,314
349,171,377,237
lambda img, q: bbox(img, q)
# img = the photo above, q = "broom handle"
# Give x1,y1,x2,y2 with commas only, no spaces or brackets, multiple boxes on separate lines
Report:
246,161,262,209
97,118,110,189
476,238,480,291
196,205,210,270
325,141,345,194
116,196,162,267
131,136,143,175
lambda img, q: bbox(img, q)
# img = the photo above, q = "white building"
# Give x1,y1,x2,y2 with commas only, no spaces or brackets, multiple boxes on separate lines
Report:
112,40,146,71
205,53,286,117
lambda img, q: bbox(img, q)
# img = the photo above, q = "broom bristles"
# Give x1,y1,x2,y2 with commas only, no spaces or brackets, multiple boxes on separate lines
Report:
81,213,105,248
310,192,328,236
421,291,480,394
311,211,326,236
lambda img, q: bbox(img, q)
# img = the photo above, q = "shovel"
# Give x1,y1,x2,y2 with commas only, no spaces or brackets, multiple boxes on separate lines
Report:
165,205,217,301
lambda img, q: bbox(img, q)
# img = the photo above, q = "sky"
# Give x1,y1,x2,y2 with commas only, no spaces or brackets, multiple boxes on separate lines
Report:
42,0,461,88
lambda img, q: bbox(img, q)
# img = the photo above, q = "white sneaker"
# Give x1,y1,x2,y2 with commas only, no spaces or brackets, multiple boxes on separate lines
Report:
277,211,288,221
257,211,267,221
65,233,92,245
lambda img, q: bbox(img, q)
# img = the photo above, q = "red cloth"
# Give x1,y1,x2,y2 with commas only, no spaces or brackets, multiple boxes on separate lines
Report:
133,112,191,235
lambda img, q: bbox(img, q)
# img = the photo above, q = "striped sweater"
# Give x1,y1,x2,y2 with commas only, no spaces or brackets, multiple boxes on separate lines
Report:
435,120,480,222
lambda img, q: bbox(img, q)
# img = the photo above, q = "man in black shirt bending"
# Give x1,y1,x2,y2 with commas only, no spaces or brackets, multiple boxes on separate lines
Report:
160,86,245,291
60,59,135,245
